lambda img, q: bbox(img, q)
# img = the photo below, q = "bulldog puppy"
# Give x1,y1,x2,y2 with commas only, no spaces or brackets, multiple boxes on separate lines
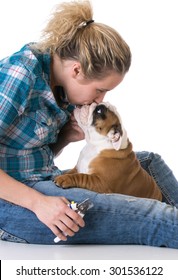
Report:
54,102,162,201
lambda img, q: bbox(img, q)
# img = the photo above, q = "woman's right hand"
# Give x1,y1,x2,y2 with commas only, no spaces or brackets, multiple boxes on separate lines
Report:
0,169,84,241
33,194,85,241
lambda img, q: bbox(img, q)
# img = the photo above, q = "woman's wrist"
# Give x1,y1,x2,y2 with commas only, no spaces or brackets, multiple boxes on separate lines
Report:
0,169,44,212
20,186,45,212
49,136,69,157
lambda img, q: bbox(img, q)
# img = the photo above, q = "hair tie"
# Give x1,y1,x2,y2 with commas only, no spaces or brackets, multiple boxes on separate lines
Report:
78,20,94,29
86,19,94,26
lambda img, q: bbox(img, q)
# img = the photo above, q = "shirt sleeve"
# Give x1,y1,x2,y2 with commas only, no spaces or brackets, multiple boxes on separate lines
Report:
0,62,34,137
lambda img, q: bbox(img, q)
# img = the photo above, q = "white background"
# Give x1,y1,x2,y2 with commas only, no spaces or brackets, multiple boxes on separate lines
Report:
1,0,178,178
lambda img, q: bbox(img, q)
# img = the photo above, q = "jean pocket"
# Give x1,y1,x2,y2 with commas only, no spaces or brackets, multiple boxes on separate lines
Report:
0,228,28,243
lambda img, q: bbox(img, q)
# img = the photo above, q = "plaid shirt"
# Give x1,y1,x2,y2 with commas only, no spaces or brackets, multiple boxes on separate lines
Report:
0,43,72,182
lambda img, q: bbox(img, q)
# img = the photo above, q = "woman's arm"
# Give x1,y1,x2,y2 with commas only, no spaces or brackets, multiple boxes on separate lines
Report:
0,169,85,241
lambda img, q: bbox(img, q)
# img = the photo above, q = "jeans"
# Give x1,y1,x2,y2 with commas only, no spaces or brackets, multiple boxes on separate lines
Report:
1,151,178,248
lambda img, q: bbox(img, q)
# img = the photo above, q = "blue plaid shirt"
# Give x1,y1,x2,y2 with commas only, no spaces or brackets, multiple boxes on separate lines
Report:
0,43,72,182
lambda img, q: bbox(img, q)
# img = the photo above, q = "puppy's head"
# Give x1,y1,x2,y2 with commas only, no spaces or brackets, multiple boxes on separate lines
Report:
74,102,128,150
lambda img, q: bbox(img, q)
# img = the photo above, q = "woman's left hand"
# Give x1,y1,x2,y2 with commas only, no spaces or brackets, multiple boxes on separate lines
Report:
50,113,84,156
61,112,85,143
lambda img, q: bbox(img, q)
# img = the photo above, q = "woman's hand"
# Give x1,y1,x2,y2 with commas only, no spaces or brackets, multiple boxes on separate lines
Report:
61,113,85,143
0,169,85,241
33,194,85,241
50,112,85,156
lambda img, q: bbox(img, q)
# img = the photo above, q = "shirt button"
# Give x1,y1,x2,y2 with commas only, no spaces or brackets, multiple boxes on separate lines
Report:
47,118,52,125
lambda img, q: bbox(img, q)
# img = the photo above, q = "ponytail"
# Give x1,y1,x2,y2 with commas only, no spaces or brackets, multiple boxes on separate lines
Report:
35,0,131,78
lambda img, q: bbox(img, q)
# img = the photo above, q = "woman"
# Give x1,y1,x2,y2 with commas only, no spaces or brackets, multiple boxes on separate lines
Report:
1,0,178,247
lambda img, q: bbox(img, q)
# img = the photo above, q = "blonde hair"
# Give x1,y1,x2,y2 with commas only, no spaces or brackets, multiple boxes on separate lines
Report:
35,0,131,79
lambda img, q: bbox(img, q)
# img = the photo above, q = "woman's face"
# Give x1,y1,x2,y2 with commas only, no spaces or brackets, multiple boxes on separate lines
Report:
51,56,125,106
65,71,124,106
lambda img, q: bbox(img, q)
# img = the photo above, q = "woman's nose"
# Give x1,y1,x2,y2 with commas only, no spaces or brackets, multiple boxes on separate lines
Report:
94,93,106,103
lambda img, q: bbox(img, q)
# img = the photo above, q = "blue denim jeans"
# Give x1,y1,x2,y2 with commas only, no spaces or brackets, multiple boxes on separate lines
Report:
1,151,178,248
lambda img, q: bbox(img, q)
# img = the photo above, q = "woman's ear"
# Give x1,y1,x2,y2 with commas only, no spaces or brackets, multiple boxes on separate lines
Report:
72,62,83,79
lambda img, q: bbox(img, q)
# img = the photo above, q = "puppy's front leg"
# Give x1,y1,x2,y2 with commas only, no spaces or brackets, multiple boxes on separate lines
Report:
54,173,104,192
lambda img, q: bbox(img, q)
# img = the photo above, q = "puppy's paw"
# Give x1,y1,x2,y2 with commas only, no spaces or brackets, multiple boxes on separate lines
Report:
54,175,74,188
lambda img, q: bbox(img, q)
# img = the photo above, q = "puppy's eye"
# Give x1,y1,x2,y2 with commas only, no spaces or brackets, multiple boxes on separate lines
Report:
92,104,107,126
94,105,107,117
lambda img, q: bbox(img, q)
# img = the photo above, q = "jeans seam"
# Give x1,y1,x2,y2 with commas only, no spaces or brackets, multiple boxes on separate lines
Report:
148,166,175,206
0,228,28,243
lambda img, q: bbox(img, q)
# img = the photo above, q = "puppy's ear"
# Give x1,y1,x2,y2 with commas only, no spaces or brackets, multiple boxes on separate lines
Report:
111,133,122,150
107,125,128,150
107,126,122,150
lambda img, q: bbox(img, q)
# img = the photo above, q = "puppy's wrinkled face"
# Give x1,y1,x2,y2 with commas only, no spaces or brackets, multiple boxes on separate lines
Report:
74,102,127,150
92,104,123,138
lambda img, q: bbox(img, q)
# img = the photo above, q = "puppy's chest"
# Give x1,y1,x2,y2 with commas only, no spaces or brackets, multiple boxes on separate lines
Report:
76,144,99,173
